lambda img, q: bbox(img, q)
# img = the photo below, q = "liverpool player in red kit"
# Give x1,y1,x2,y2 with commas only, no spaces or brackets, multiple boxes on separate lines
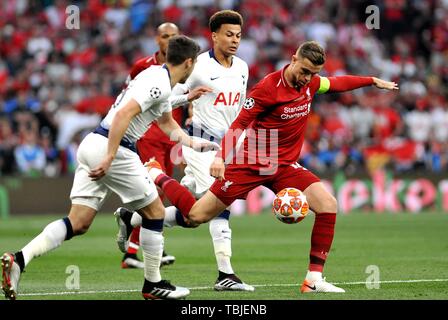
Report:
144,41,399,293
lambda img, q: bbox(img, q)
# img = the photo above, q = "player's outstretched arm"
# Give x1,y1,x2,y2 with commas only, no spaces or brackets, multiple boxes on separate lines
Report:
372,77,399,90
187,86,213,102
169,85,212,108
319,75,398,93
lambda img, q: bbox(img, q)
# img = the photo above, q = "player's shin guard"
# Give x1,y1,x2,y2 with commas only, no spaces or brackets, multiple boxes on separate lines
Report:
140,219,164,283
20,217,73,270
209,211,234,275
308,213,336,273
154,174,196,218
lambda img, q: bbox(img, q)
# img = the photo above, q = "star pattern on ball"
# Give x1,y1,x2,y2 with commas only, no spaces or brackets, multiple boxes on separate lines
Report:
281,193,294,206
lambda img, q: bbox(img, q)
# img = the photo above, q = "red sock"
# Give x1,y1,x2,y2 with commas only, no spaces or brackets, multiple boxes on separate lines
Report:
126,226,140,255
155,174,196,218
156,185,165,202
309,213,336,273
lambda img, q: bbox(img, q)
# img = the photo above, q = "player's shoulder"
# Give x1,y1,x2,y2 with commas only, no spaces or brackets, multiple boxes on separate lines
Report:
258,69,283,89
137,64,163,77
232,55,248,68
196,51,211,63
247,69,282,103
190,51,212,74
232,55,249,76
135,66,171,93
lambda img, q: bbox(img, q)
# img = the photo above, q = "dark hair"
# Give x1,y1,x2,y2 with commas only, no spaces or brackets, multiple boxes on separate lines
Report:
209,10,243,32
297,41,326,65
166,35,201,66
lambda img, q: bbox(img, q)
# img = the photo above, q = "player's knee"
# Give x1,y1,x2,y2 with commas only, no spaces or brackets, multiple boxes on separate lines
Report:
71,219,92,235
319,194,337,213
187,212,208,226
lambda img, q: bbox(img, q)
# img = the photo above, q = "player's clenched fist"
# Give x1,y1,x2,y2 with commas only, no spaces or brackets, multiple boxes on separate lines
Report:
210,156,225,181
88,155,113,181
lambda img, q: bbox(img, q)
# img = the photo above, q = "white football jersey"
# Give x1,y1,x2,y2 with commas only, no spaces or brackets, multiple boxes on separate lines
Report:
101,65,172,143
178,50,248,139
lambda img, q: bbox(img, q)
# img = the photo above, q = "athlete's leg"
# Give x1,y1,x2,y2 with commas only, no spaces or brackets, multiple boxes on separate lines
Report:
120,137,174,267
2,203,97,300
272,164,343,293
187,191,228,226
135,196,189,299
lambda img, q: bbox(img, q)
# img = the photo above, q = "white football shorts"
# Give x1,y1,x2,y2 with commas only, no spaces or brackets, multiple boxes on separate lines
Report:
70,133,158,211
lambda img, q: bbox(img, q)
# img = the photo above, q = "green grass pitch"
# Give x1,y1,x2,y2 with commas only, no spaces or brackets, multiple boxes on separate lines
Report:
1,211,447,300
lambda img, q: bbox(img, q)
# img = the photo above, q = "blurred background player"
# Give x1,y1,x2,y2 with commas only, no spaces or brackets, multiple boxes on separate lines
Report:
117,10,254,291
144,40,399,293
118,22,180,269
1,36,217,300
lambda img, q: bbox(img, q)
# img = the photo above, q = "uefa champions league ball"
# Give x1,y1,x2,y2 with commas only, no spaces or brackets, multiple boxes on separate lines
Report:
272,187,309,224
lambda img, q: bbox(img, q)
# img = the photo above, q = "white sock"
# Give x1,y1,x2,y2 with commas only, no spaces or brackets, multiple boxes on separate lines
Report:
209,218,234,274
140,227,163,283
131,212,142,227
163,206,179,228
147,166,164,181
306,271,323,282
21,219,68,267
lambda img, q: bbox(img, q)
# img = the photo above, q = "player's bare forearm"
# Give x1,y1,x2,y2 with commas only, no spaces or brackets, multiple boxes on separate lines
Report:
169,85,212,108
187,86,213,102
158,112,191,146
107,111,132,158
158,112,220,152
89,99,139,180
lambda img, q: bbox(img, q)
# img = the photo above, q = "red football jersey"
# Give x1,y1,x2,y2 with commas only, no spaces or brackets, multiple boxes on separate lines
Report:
130,52,183,146
219,66,374,168
229,65,320,167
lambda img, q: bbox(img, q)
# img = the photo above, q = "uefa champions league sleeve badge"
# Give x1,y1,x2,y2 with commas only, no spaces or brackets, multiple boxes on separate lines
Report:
243,97,255,110
149,87,162,99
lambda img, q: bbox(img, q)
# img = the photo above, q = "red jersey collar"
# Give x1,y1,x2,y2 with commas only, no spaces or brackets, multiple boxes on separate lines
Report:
280,64,290,87
153,51,161,65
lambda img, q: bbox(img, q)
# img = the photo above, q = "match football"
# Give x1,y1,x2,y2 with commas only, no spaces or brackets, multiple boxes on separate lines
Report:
272,187,309,224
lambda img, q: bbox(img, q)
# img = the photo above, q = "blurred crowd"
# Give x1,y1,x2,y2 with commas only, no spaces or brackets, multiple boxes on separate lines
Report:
0,0,447,177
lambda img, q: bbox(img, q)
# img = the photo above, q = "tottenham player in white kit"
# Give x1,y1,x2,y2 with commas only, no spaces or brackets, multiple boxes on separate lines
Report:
117,10,254,291
175,10,253,292
1,36,216,300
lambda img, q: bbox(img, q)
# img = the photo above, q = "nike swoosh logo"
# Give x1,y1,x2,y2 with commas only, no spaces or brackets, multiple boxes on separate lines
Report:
210,77,219,80
305,283,316,290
